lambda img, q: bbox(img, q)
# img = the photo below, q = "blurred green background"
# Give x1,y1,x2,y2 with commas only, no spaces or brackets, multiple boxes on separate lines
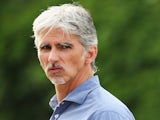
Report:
0,0,160,120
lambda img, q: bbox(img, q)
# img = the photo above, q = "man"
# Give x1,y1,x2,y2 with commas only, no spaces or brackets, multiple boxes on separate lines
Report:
32,3,135,120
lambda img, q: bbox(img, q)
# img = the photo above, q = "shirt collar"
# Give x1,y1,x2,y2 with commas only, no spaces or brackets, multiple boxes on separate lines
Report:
49,75,100,110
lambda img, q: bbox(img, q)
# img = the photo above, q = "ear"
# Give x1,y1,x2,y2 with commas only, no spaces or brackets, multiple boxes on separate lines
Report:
85,45,98,65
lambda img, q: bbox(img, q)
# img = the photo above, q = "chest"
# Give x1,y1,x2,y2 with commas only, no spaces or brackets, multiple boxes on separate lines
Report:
50,102,97,120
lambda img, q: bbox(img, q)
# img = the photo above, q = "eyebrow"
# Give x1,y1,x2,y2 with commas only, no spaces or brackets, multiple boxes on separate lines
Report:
58,42,73,47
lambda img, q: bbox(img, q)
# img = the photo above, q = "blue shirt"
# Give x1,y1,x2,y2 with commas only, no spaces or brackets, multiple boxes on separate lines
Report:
49,76,135,120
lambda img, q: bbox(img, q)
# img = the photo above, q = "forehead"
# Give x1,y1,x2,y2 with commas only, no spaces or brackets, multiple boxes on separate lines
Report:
41,28,79,43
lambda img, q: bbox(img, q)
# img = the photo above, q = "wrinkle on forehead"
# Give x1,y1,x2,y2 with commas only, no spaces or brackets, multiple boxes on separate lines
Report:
36,28,82,48
41,28,79,41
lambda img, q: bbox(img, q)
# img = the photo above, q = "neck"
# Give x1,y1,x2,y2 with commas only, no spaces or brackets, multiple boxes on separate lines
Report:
55,66,94,103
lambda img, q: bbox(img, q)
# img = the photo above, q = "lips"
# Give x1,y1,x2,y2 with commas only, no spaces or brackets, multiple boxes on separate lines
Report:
48,67,62,74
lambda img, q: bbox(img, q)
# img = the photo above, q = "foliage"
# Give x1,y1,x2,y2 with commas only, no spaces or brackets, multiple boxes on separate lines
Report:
0,0,160,120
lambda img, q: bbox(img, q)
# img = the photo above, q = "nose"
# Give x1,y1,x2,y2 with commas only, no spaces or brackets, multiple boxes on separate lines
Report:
48,49,59,63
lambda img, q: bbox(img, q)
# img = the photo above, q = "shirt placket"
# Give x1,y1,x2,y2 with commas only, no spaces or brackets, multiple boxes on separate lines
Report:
51,101,72,120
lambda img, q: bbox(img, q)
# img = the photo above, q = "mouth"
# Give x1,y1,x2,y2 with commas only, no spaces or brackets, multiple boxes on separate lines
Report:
48,67,62,74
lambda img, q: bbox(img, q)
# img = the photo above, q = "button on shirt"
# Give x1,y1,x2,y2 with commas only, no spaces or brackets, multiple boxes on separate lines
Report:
49,76,135,120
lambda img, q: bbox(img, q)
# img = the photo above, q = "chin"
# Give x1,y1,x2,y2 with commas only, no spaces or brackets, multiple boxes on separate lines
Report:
50,77,67,85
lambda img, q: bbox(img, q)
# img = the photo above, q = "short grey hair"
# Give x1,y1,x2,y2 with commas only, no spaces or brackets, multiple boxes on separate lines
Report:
32,3,98,71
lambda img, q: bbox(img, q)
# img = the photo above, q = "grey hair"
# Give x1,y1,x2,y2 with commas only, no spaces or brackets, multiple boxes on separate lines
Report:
32,3,98,72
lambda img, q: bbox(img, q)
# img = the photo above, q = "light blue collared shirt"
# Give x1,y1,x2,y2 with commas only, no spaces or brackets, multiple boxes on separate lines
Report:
49,76,135,120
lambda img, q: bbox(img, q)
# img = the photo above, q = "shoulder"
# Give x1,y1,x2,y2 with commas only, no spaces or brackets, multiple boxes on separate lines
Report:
88,86,126,110
86,87,135,120
88,110,135,120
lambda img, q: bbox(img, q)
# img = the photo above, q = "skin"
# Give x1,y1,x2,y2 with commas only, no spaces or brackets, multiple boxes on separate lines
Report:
37,28,97,103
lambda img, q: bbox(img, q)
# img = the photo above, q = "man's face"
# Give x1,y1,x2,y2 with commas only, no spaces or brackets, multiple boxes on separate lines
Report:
37,28,88,84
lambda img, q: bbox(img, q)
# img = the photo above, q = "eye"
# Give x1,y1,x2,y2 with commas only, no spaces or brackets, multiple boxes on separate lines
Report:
58,43,73,49
39,44,51,51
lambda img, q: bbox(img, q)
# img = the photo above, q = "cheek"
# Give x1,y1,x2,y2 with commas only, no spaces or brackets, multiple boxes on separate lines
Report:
67,52,86,68
38,53,47,68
